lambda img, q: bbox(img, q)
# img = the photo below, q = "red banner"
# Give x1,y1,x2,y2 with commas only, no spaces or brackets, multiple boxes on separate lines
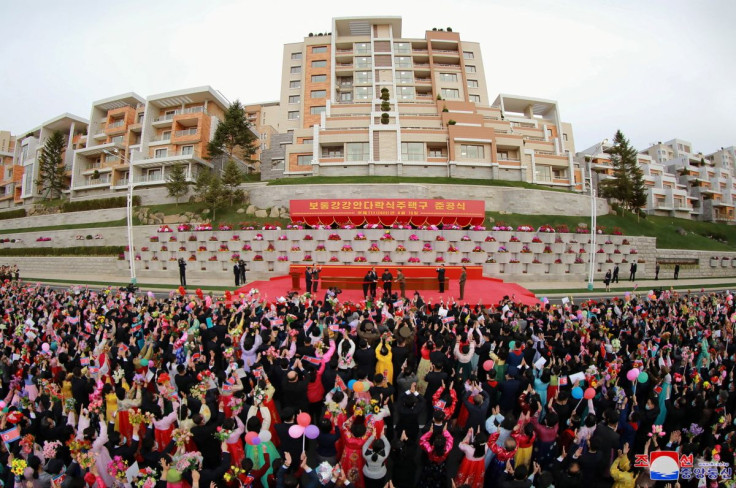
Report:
290,199,485,227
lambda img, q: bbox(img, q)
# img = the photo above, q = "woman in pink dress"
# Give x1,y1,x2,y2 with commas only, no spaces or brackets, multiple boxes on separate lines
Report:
339,415,374,488
455,428,489,488
223,415,246,467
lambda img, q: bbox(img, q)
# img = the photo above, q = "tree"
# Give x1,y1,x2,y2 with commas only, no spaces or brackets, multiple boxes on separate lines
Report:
207,100,257,172
201,174,229,220
628,155,649,220
165,164,189,206
36,130,67,199
599,130,634,209
221,159,243,205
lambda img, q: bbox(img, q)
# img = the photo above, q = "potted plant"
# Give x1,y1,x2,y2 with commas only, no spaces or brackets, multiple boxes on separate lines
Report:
380,113,390,125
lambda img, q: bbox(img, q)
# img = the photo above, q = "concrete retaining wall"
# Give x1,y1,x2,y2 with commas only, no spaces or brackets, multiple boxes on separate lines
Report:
1,208,127,231
246,183,609,217
655,249,736,279
0,257,127,279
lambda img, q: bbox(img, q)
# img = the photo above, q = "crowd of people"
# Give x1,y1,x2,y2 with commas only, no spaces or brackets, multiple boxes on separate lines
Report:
1,276,735,488
0,265,19,283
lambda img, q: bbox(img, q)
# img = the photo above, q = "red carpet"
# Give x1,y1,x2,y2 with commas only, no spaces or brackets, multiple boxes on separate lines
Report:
235,274,538,307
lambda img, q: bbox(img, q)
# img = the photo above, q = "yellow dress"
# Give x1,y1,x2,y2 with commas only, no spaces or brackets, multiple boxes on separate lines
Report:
375,343,393,381
61,380,72,403
105,392,119,428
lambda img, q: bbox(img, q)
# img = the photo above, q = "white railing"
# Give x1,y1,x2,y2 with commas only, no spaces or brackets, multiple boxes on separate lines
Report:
175,128,198,137
108,120,125,129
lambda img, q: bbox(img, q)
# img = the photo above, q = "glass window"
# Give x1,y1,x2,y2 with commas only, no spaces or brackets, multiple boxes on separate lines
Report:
460,144,484,159
467,79,479,88
354,71,372,84
465,65,476,73
535,166,552,182
289,80,301,88
288,95,300,104
147,168,162,181
312,60,327,68
463,51,474,59
311,90,326,98
346,143,370,161
111,135,124,143
355,57,371,69
321,146,344,158
401,142,424,161
355,42,370,55
469,94,481,103
287,111,300,120
310,106,326,115
440,88,460,99
290,66,301,74
181,145,193,155
136,113,144,124
394,42,410,54
340,92,353,102
553,168,568,179
396,71,413,84
154,148,168,159
354,86,371,100
311,74,327,82
312,46,327,53
397,86,415,100
428,147,445,158
297,155,312,165
439,73,457,82
291,52,302,60
395,56,412,69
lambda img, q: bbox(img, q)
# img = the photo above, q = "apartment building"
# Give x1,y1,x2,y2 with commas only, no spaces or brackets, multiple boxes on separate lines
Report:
0,131,19,208
244,101,282,172
12,114,88,204
263,16,578,188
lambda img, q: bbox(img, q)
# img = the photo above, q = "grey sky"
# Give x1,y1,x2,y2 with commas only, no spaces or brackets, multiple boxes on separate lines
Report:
1,0,734,154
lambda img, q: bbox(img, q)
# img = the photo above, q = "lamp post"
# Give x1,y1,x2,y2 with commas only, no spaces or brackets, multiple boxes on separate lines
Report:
587,139,608,291
103,148,137,285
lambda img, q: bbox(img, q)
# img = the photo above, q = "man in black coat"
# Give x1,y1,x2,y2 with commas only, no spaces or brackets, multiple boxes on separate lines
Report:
368,267,378,298
381,269,393,298
280,366,309,414
274,407,304,462
233,262,240,287
305,266,313,293
178,258,187,287
191,409,224,469
591,408,621,481
436,264,446,293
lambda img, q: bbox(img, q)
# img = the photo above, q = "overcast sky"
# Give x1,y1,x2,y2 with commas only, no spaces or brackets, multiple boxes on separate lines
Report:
1,0,734,154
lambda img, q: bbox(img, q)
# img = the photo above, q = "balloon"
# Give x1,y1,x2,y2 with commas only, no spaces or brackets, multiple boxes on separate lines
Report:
140,358,149,367
288,424,305,439
305,424,320,439
483,360,494,371
297,412,311,427
348,380,356,390
41,343,50,352
638,371,649,384
258,430,272,443
626,368,640,382
245,431,258,445
251,436,261,446
0,401,5,408
571,387,583,400
353,381,365,393
50,341,58,351
584,388,596,400
147,291,155,299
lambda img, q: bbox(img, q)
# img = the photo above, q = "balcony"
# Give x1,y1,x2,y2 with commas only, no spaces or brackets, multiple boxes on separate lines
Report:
74,141,124,157
134,148,210,169
335,63,354,71
175,128,198,137
414,78,432,85
80,175,111,188
151,135,171,143
108,120,125,129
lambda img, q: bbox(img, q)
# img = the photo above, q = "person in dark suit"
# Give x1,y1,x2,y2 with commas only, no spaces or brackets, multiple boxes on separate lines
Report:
191,409,225,469
629,262,637,281
381,268,393,298
362,270,371,298
274,407,304,461
396,268,406,299
305,266,313,292
436,264,446,293
178,258,187,287
311,266,321,293
238,259,247,284
674,264,680,279
368,267,378,298
612,264,619,283
591,409,621,481
459,266,467,300
233,262,240,287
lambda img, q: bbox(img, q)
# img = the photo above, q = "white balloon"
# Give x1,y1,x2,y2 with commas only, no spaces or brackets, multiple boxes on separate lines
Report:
258,430,272,443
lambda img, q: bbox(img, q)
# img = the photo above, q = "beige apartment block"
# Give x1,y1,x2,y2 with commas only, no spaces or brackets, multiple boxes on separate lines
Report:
0,131,19,207
261,16,579,188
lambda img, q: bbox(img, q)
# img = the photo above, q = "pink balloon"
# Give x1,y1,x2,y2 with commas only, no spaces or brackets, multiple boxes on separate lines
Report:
483,360,494,371
304,424,320,439
297,412,311,427
626,368,640,382
0,401,5,408
584,388,596,400
245,431,258,445
41,343,50,352
288,424,305,439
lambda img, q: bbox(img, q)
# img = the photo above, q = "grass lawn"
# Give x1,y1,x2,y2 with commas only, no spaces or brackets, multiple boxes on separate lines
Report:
486,211,736,251
267,176,572,193
22,276,235,292
0,218,133,235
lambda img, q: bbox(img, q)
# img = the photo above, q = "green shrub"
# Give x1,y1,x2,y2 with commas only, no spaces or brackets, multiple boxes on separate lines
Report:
61,196,141,213
0,209,27,220
0,246,125,257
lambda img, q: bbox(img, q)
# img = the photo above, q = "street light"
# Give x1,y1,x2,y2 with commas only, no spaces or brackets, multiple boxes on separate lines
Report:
103,148,137,285
587,138,608,291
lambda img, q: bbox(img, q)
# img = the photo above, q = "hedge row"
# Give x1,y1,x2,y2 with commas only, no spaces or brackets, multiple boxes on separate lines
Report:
61,196,141,213
0,246,125,257
0,209,27,221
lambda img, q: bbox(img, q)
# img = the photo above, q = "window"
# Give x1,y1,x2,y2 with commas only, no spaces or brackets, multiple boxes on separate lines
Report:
289,80,301,89
354,86,371,100
160,130,171,141
497,151,509,160
535,166,552,182
397,86,415,100
553,168,568,179
463,51,474,59
302,138,313,144
395,56,412,69
321,146,343,158
287,111,300,120
310,106,326,115
137,113,144,124
146,168,162,181
312,46,327,53
181,145,194,156
355,57,371,69
154,148,168,159
290,66,301,74
563,133,568,142
355,43,370,55
354,71,371,84
428,147,445,158
394,42,410,54
396,71,413,84
440,88,460,99
346,143,370,161
460,144,484,159
401,142,424,161
288,95,300,104
469,94,481,103
467,79,479,88
312,60,327,68
111,135,124,143
291,52,302,60
311,90,326,98
297,155,312,165
311,74,327,83
465,65,476,73
439,73,457,82
340,92,353,102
